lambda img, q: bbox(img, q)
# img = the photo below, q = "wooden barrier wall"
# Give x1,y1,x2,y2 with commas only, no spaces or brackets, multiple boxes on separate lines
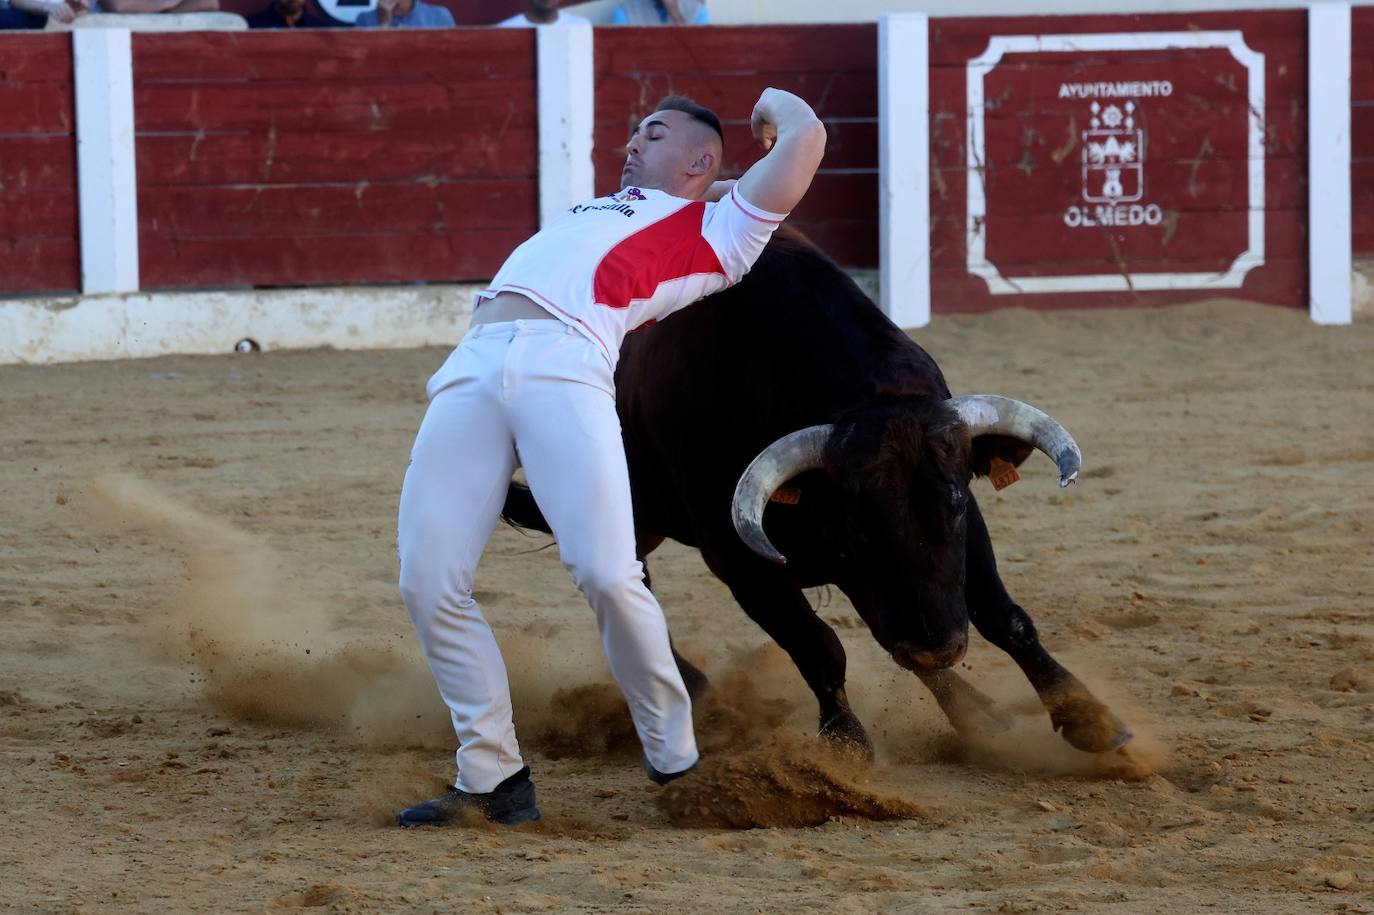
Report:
593,25,878,268
932,11,1307,311
1353,6,1374,256
132,30,538,289
4,17,1373,303
0,35,79,295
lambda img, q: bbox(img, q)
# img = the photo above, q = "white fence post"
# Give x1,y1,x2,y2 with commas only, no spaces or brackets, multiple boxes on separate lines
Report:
879,13,930,329
1308,2,1352,325
536,22,595,226
73,28,139,295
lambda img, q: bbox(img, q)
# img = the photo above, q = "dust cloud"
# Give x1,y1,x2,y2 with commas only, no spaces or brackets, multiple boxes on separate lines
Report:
850,650,1170,781
88,475,441,742
85,475,1160,835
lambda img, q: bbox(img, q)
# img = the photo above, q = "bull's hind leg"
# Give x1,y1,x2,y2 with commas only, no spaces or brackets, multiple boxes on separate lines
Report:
964,499,1132,754
669,636,710,702
638,540,712,703
702,549,873,760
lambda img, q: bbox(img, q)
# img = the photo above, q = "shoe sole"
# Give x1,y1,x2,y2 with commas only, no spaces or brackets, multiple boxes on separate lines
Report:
396,806,541,828
494,806,542,825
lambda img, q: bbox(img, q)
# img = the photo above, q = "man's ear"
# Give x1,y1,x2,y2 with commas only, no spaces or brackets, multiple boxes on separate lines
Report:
687,150,717,177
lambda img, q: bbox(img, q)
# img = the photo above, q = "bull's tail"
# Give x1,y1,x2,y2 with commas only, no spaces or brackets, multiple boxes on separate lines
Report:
501,481,552,534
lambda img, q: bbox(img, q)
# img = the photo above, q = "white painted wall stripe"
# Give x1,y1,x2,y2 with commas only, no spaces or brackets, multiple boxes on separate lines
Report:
73,29,139,295
1307,2,1353,326
0,286,481,365
879,13,931,329
536,23,596,226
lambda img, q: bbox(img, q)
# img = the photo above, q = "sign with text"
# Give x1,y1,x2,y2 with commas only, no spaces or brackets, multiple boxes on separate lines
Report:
966,32,1265,294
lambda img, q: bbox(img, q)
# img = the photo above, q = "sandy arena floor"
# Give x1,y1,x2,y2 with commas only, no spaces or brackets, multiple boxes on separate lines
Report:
1,299,1372,913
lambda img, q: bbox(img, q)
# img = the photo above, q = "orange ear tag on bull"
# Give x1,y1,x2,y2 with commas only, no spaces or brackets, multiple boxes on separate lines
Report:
988,457,1021,491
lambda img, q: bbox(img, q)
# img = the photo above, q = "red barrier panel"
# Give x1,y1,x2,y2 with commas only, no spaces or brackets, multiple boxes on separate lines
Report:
931,11,1306,311
1,20,1329,305
132,29,538,289
0,35,79,295
593,25,878,268
1353,6,1374,255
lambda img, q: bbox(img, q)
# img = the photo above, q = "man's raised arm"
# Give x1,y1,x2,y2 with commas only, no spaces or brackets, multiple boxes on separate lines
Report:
733,88,827,215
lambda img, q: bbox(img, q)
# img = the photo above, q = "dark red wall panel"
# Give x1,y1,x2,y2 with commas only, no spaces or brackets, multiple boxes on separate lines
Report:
4,21,1329,306
132,29,538,289
930,11,1307,312
593,25,879,269
1353,6,1374,254
0,35,79,295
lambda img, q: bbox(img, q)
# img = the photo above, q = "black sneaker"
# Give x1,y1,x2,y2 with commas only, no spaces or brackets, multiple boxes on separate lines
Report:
396,766,541,827
644,754,696,786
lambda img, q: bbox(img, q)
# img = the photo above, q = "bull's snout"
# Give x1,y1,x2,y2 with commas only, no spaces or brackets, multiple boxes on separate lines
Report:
891,635,967,672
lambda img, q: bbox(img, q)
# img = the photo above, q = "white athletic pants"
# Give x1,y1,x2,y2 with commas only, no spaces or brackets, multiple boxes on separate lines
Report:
397,318,699,793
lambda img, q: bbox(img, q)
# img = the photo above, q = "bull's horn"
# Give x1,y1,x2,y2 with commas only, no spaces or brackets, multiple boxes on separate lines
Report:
731,425,832,564
949,394,1082,487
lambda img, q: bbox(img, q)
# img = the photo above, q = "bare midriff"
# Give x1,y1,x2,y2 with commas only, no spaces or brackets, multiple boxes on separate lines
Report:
471,291,557,325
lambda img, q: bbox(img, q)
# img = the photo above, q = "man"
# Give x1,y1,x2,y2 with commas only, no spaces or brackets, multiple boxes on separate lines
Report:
243,0,333,27
395,89,826,827
610,0,706,25
496,0,586,27
354,0,451,28
98,0,217,12
1,0,85,27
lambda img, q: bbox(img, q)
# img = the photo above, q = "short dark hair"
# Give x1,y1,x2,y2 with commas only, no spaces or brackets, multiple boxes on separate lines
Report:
654,95,723,144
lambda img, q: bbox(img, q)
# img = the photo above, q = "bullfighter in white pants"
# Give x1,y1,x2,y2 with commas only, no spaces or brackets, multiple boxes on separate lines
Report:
396,90,827,826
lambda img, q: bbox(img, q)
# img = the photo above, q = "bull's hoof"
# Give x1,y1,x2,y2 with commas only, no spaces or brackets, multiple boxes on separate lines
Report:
1046,689,1133,754
818,708,875,764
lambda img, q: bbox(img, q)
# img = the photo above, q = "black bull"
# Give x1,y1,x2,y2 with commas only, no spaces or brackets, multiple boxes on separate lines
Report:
503,229,1132,757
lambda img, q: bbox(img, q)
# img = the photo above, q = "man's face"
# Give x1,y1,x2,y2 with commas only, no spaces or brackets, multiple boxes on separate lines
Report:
530,0,559,14
620,109,717,195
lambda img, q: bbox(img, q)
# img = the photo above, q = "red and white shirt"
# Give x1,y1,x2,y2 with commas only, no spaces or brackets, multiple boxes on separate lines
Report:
475,186,786,367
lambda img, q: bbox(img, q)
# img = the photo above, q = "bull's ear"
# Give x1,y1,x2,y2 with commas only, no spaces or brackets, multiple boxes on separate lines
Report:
969,434,1035,478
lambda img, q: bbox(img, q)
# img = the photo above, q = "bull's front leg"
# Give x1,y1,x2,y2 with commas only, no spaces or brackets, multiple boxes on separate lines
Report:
702,548,873,761
913,668,1014,739
964,499,1133,754
833,569,1013,742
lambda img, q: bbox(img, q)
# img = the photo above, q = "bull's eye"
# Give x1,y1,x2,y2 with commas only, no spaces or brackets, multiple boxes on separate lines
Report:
949,486,969,521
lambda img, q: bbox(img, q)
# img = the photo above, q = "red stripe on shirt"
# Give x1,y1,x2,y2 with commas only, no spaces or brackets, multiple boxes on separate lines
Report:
592,201,726,310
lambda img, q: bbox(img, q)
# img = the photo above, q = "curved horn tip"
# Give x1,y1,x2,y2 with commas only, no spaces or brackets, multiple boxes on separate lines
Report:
750,539,788,564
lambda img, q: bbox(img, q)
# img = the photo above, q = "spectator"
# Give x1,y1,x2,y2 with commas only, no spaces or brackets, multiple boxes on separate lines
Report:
1,0,85,27
98,0,219,11
355,0,452,28
497,0,587,27
243,0,332,27
610,0,706,25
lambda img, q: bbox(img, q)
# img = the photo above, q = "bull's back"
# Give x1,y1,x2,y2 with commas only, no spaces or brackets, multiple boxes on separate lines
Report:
614,232,947,541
